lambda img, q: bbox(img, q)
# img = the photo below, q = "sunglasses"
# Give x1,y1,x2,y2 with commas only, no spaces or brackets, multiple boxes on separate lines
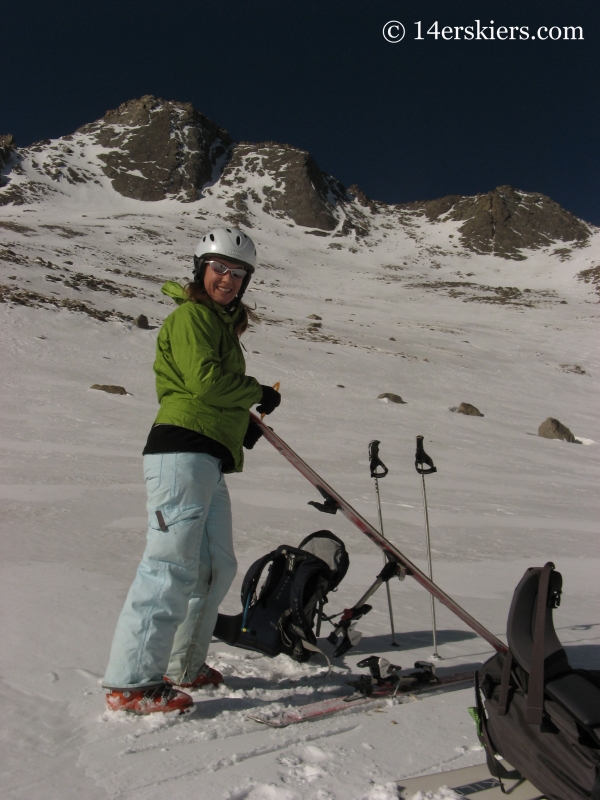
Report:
206,260,247,280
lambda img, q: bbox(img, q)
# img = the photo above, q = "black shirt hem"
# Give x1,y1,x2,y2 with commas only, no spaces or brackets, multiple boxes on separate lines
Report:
142,425,235,473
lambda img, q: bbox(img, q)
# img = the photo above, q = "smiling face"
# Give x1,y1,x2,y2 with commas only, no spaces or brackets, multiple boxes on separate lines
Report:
203,257,247,305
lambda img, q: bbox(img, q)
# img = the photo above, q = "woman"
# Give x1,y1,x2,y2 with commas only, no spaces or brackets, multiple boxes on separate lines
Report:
102,227,281,714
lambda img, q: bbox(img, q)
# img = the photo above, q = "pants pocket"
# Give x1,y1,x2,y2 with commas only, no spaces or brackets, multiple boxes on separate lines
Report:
145,504,205,569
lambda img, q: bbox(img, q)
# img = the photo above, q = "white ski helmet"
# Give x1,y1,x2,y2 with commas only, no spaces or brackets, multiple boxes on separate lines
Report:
194,227,257,272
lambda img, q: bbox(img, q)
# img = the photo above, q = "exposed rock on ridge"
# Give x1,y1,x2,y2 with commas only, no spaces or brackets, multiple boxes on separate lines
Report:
219,142,346,231
403,186,590,258
348,184,378,213
0,134,16,168
0,134,17,189
78,96,231,202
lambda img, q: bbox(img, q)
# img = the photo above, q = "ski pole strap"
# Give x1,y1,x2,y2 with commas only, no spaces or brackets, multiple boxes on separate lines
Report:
415,435,437,475
369,440,388,479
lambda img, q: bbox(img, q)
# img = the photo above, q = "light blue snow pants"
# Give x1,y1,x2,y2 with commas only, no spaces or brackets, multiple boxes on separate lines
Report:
102,452,237,689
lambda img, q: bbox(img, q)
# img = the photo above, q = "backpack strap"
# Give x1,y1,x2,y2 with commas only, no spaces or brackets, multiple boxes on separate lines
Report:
240,551,278,607
497,650,513,716
289,556,331,645
526,561,554,725
297,638,331,675
474,670,506,792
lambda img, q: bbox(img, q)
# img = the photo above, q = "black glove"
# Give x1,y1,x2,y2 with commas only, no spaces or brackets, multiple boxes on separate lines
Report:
243,420,263,450
256,385,281,416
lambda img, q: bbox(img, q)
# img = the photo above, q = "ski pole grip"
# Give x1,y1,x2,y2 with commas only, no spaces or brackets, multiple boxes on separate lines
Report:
369,440,388,479
261,381,280,420
415,435,437,475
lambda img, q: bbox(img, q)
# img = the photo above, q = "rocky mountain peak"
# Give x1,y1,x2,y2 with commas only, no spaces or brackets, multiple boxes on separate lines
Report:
77,95,231,202
403,185,590,258
216,141,347,231
0,97,594,258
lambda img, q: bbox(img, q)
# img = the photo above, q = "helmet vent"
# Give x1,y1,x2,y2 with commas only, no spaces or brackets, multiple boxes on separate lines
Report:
194,226,257,272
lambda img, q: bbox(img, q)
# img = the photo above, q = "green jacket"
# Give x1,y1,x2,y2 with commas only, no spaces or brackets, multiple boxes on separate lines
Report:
152,281,263,472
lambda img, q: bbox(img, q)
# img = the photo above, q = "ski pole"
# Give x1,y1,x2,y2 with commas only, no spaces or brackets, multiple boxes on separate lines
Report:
369,440,398,647
415,435,440,660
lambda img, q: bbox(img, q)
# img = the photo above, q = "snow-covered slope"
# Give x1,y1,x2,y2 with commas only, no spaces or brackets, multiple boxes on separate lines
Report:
0,99,599,800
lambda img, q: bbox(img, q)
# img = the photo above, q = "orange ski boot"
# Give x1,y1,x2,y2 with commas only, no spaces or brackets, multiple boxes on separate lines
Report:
167,663,224,690
106,682,193,715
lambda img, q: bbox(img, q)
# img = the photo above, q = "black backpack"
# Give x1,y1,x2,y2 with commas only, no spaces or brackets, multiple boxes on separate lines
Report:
214,530,349,663
475,562,600,799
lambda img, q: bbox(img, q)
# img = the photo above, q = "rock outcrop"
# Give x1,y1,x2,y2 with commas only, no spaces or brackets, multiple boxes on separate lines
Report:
0,134,16,189
78,96,231,202
219,142,346,231
348,184,378,213
0,134,16,168
577,265,600,299
403,186,590,258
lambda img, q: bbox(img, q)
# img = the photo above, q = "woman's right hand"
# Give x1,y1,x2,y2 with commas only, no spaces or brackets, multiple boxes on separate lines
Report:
256,385,281,416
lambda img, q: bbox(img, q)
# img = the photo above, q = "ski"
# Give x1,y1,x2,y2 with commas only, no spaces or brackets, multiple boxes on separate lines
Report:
397,762,539,799
251,412,506,654
247,667,474,728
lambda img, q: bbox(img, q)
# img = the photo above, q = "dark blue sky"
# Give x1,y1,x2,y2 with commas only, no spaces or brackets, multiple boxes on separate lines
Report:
3,0,599,223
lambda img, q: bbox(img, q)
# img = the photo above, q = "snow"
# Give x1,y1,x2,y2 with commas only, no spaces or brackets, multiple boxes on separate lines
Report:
1,142,599,799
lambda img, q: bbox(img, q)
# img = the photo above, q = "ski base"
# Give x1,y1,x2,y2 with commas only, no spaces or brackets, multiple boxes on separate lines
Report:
247,669,473,728
397,761,544,799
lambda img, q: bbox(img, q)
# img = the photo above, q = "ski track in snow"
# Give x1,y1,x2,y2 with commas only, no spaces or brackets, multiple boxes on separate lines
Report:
0,155,599,799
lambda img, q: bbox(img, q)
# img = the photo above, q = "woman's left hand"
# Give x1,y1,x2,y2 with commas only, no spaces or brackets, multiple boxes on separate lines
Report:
243,420,264,450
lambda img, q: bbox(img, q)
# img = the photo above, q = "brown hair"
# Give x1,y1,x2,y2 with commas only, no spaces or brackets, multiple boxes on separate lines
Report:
184,282,260,337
